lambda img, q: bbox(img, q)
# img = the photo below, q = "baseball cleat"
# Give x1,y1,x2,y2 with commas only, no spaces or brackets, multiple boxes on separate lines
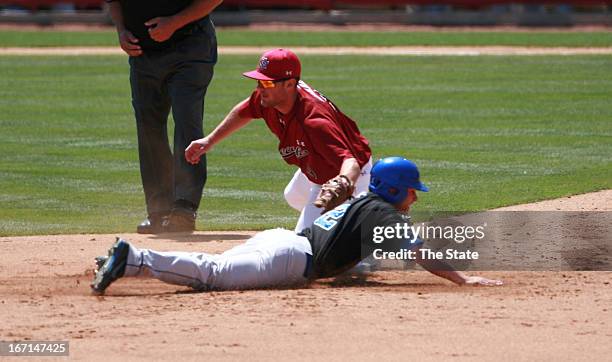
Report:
94,255,108,272
349,261,373,274
90,238,130,295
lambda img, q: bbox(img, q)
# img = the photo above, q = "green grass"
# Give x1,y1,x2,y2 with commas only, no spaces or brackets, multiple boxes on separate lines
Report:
0,54,611,235
1,29,611,47
218,30,612,48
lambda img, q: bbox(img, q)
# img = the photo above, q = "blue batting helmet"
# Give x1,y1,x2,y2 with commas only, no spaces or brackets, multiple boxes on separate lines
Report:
369,157,429,204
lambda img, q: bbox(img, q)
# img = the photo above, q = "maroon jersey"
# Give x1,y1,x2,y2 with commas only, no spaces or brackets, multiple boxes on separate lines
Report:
238,81,372,184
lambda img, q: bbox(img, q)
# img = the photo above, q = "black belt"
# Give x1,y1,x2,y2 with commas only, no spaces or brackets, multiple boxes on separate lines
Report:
303,253,314,279
140,16,211,53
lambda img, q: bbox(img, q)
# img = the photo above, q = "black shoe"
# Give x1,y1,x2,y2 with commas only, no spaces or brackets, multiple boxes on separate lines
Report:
91,238,130,295
136,213,168,234
162,209,196,233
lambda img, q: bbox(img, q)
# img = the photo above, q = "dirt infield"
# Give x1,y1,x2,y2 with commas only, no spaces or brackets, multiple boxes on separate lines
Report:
1,191,610,360
493,189,612,211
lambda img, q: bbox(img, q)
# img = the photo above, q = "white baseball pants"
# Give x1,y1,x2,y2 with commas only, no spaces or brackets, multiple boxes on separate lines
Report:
123,229,312,291
285,158,372,233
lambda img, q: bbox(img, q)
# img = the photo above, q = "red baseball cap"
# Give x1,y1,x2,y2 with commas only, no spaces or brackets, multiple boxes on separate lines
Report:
243,48,301,81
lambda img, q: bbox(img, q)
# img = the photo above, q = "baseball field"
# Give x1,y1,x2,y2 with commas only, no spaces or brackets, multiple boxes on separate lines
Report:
0,26,611,360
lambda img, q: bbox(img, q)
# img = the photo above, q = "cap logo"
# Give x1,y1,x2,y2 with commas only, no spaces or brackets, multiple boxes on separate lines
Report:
285,70,292,76
259,57,270,71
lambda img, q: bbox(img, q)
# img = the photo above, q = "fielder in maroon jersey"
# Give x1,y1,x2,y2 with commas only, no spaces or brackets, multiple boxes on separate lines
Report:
186,48,372,232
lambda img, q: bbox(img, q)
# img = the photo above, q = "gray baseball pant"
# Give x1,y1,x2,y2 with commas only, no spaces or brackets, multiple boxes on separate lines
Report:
123,229,312,290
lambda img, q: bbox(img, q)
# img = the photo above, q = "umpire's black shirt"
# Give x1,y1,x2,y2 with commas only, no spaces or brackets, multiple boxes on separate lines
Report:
109,0,206,51
302,193,418,279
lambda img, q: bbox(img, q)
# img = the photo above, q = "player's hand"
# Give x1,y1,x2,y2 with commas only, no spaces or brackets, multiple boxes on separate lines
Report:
118,30,142,57
463,276,503,286
185,137,213,165
145,16,179,42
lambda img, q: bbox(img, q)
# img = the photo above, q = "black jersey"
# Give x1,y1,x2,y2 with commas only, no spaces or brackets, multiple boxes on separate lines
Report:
114,0,209,51
302,193,420,278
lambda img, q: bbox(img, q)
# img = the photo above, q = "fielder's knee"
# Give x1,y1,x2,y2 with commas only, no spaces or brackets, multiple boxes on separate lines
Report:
284,187,306,211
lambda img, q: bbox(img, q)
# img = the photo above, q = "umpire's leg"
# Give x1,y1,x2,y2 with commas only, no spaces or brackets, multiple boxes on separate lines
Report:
130,55,173,216
167,28,216,214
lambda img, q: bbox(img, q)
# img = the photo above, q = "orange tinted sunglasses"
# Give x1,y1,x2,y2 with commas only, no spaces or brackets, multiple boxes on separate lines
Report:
257,78,290,89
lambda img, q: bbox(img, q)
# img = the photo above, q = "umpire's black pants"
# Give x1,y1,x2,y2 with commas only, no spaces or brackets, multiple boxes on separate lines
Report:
129,18,216,216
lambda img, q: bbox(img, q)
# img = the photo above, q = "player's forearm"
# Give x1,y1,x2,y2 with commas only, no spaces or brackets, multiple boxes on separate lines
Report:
426,268,468,285
338,158,361,186
106,1,126,32
168,0,223,30
416,255,468,285
208,103,253,145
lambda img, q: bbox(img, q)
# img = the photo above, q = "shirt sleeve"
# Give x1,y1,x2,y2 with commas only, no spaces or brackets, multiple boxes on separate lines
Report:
237,90,264,119
303,116,355,162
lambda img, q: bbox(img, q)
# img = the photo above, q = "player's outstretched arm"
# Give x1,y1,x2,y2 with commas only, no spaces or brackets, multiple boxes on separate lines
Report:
414,248,503,286
185,98,254,164
338,158,361,187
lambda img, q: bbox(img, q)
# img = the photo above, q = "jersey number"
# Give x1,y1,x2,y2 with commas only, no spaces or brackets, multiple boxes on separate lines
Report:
313,204,350,231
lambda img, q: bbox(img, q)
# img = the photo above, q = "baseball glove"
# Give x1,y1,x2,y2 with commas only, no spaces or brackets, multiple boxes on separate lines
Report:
313,175,355,213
